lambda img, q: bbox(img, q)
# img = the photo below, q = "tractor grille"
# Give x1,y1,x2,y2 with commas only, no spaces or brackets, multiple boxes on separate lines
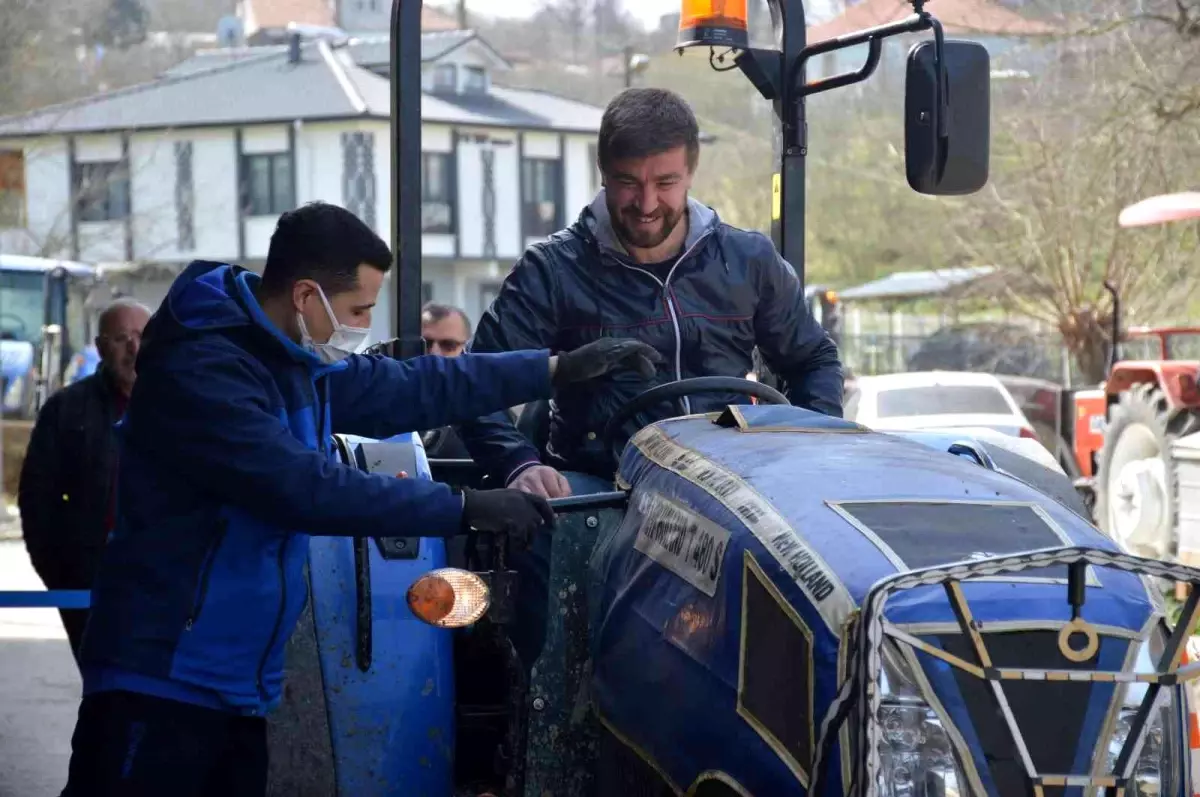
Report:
596,722,675,797
933,630,1128,797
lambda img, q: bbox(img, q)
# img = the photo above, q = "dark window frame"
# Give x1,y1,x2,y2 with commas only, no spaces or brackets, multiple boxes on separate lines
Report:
75,160,131,223
521,157,562,240
242,151,293,217
463,66,488,94
432,63,457,93
421,151,455,234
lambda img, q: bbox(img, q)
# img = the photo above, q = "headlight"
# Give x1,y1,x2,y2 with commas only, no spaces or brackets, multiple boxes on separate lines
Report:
877,643,964,797
1107,638,1185,796
877,697,961,797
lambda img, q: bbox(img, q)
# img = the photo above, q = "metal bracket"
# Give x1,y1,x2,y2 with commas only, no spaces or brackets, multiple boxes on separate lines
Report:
734,48,783,101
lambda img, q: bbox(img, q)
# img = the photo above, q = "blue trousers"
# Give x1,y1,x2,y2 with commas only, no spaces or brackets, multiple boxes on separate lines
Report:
507,470,614,671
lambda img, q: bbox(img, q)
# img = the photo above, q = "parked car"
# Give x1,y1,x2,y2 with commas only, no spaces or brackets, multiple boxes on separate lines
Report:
845,370,1040,440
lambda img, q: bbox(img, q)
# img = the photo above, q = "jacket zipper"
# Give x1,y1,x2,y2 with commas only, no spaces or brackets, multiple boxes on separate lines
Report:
186,519,229,630
615,230,714,416
254,376,324,699
256,538,288,700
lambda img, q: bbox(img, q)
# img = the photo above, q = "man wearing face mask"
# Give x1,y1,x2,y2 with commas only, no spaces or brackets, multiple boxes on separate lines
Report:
58,201,661,797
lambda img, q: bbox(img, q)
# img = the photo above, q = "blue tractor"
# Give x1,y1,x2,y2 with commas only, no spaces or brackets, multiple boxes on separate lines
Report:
257,1,1200,795
0,255,105,418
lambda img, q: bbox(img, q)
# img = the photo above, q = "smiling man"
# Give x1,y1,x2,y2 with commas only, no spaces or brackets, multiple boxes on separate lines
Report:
455,87,844,670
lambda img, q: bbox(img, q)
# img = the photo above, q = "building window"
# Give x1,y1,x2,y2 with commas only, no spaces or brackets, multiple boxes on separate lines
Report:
76,161,131,222
174,142,195,250
521,157,561,239
244,152,293,217
421,152,453,234
422,282,433,304
464,66,487,94
0,150,26,228
432,64,456,93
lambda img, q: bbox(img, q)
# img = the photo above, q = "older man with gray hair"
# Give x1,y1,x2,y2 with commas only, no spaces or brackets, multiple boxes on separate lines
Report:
18,296,152,666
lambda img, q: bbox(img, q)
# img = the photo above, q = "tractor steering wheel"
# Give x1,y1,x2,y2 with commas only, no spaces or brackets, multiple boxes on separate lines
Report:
600,376,790,467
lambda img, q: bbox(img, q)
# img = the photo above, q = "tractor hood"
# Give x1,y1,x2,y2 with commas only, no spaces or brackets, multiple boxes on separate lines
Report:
590,405,1162,796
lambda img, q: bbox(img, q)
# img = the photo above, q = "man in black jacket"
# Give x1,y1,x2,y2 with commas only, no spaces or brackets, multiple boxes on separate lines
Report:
456,87,843,666
18,297,151,666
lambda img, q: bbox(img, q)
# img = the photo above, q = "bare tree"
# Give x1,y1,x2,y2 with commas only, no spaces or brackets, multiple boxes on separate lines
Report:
537,0,595,65
949,63,1200,384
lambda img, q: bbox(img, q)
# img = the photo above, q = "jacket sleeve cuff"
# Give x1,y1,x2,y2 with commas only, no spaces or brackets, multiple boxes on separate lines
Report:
409,483,468,537
504,459,542,485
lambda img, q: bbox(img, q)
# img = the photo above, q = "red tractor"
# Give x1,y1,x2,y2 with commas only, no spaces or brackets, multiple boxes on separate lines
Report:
1078,193,1200,567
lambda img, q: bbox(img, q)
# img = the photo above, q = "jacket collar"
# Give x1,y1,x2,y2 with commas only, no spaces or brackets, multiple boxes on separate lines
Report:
576,190,720,266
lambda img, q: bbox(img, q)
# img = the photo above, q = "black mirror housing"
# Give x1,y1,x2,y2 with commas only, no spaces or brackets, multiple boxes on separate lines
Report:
905,38,991,195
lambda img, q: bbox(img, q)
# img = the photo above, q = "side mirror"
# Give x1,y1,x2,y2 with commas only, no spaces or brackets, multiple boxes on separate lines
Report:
905,39,990,195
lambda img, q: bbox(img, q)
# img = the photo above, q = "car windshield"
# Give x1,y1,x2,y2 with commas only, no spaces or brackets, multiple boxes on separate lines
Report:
876,384,1013,418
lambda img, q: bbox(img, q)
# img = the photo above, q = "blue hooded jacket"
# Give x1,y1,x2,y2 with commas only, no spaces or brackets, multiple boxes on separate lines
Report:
78,261,553,715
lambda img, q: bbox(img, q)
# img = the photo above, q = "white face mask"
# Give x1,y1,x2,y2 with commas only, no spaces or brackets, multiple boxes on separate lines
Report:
297,285,369,364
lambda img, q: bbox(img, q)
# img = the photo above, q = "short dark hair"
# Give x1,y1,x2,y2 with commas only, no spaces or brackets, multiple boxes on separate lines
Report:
421,302,472,336
598,88,700,175
260,201,393,297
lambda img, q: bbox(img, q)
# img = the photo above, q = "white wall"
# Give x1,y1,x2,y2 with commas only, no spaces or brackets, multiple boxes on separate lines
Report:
129,128,239,263
337,0,390,33
493,133,520,259
564,134,597,218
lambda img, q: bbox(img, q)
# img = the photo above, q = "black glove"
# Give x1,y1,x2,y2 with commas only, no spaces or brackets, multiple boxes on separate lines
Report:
461,487,556,549
553,338,664,386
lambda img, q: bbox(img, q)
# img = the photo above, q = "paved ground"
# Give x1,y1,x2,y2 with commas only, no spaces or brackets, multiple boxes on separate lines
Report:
0,538,78,797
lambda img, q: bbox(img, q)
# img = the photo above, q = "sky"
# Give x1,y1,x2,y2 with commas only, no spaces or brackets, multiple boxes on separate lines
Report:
466,0,683,31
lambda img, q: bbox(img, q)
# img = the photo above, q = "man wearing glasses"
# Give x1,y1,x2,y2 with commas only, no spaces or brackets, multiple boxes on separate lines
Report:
18,297,152,667
418,303,476,459
420,302,471,357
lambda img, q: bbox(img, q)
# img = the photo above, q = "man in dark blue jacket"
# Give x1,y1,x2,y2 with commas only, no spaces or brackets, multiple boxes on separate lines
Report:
59,201,659,796
459,88,843,495
456,87,844,668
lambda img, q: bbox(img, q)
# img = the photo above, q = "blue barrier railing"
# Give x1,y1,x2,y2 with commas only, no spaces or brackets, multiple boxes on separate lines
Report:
0,591,91,609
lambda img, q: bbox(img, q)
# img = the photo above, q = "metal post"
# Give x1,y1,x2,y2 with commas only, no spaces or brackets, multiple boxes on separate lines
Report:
768,0,807,294
391,0,425,360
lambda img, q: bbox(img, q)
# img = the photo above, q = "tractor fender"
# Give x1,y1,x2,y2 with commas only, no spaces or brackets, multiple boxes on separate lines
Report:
1108,362,1200,410
266,433,454,797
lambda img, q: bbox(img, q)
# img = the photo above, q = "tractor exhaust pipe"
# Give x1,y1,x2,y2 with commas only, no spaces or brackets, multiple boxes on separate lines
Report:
1104,280,1119,378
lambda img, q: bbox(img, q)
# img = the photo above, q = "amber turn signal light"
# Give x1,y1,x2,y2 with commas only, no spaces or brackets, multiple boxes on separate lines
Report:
406,568,490,628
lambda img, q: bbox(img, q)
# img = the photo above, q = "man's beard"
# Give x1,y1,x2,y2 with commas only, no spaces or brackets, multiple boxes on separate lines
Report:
609,199,686,251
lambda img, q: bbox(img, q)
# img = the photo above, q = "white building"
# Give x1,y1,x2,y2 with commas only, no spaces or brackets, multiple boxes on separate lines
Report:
0,29,606,331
